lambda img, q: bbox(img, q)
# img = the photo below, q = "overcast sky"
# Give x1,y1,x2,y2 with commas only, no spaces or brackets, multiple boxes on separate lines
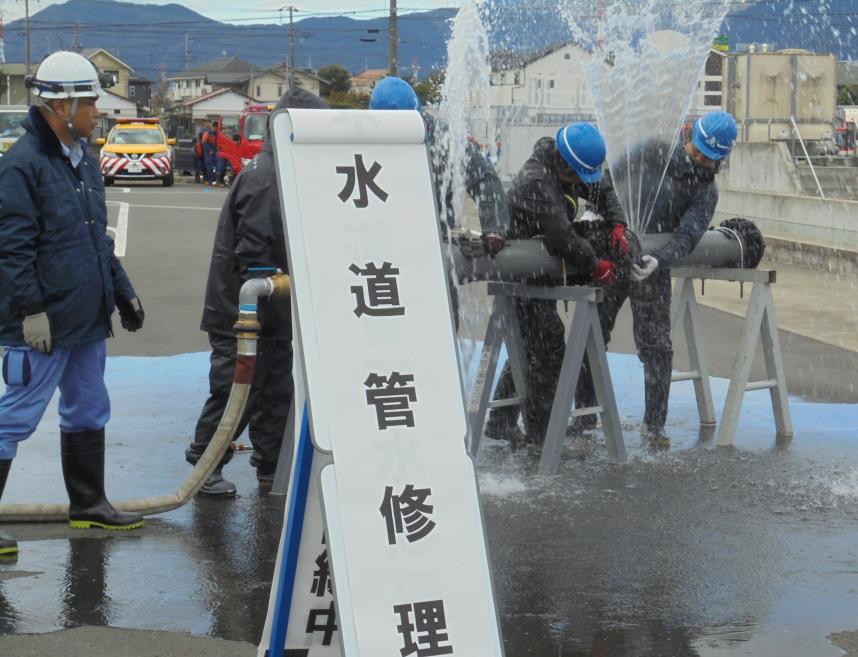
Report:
0,1,461,23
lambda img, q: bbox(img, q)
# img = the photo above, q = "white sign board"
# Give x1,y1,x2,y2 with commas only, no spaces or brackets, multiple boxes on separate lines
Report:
271,108,503,657
257,326,342,657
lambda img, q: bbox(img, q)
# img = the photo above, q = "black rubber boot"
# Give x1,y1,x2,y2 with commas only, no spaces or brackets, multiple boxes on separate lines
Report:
199,465,237,498
0,459,18,558
60,429,143,530
256,461,277,487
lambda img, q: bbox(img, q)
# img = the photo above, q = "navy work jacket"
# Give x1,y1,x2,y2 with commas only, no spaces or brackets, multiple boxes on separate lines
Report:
0,107,135,347
639,142,720,267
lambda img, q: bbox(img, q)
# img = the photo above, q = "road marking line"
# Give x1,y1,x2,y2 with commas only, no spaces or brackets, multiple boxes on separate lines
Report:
106,202,129,257
122,187,131,193
110,204,221,212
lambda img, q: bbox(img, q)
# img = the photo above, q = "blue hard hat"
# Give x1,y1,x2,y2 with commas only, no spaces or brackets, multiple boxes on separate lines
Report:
369,76,421,111
692,111,738,161
555,122,606,184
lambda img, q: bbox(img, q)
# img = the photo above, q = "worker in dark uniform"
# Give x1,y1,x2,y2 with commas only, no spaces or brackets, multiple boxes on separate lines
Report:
574,111,738,445
0,52,145,558
188,88,330,497
484,123,628,446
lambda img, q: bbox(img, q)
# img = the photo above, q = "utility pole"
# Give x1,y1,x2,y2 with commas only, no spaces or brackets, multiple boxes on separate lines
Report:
25,0,31,104
289,6,297,90
389,0,397,77
0,11,6,65
280,5,298,90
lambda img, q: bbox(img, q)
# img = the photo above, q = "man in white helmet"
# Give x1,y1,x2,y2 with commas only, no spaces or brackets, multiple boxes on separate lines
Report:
0,51,145,559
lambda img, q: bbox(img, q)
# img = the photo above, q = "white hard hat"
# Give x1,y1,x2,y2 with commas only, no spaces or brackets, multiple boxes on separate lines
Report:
27,51,105,100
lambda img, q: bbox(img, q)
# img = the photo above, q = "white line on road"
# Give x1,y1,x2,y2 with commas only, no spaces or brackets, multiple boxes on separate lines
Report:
114,204,221,212
106,202,129,257
122,187,131,194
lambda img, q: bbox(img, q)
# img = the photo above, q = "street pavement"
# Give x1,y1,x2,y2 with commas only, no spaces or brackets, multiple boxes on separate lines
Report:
1,183,857,656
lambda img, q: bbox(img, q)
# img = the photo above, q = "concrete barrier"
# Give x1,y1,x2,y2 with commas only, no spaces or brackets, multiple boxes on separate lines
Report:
715,188,858,277
714,188,858,250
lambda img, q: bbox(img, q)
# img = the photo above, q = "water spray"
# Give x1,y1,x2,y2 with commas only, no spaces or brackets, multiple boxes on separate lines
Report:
561,0,732,234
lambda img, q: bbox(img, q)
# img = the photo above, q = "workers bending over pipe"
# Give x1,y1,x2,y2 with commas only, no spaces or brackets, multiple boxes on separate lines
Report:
0,52,147,559
484,123,631,447
574,111,739,446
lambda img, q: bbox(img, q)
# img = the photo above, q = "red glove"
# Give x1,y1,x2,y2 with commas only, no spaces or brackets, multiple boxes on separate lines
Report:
481,233,505,256
610,223,629,256
592,259,615,285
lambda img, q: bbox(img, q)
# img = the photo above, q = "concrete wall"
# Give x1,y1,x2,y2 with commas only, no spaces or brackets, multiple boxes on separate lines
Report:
717,141,802,195
715,187,858,251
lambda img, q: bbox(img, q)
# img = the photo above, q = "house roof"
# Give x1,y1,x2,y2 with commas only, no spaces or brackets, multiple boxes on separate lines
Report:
351,68,389,83
206,72,255,85
270,62,329,84
182,87,252,108
189,56,256,75
80,48,134,73
99,88,139,109
169,57,261,82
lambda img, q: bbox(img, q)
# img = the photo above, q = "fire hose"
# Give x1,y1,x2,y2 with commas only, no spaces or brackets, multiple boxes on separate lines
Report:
0,273,291,523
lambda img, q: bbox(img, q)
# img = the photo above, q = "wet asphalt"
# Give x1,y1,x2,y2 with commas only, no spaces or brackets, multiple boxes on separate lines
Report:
1,185,857,656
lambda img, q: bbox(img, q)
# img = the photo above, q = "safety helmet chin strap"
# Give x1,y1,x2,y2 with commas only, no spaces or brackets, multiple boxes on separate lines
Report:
37,80,98,141
39,95,84,141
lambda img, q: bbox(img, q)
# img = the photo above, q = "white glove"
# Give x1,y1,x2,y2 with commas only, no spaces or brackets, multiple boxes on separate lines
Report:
631,255,659,283
23,312,52,354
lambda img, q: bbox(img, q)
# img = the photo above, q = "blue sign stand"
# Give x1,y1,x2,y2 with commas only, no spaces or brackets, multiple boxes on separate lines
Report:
266,405,313,657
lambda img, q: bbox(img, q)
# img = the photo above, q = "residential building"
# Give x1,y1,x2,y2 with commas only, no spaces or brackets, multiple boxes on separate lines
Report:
163,87,253,139
269,63,327,97
167,57,325,104
94,90,139,139
350,69,388,96
128,77,152,113
81,48,134,99
488,38,727,124
0,63,28,105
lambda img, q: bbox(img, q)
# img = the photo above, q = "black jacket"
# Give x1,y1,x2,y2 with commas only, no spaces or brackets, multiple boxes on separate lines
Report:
646,143,720,267
0,107,135,347
200,88,328,339
506,137,625,278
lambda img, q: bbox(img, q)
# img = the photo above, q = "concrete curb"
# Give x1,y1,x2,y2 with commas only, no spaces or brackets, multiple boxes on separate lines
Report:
763,234,858,278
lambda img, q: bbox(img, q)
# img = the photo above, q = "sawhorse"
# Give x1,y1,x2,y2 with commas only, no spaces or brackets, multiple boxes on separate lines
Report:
671,267,793,446
468,282,627,474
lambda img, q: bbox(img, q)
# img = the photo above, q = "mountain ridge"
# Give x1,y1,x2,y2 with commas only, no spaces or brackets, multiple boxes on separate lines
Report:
1,0,855,84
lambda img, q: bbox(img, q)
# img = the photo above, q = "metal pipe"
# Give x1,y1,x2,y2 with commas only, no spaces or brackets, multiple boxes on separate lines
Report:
452,219,765,283
0,273,291,523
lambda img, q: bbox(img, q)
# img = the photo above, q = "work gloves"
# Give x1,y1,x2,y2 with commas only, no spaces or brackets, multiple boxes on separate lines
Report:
117,297,145,332
592,259,616,285
23,311,52,354
481,232,506,257
631,255,659,282
610,223,629,257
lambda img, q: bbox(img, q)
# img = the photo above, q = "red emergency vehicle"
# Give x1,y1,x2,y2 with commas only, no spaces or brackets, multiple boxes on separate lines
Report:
216,103,273,177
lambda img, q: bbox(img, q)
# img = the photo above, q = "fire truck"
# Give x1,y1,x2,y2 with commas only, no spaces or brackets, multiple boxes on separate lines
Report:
216,103,274,177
